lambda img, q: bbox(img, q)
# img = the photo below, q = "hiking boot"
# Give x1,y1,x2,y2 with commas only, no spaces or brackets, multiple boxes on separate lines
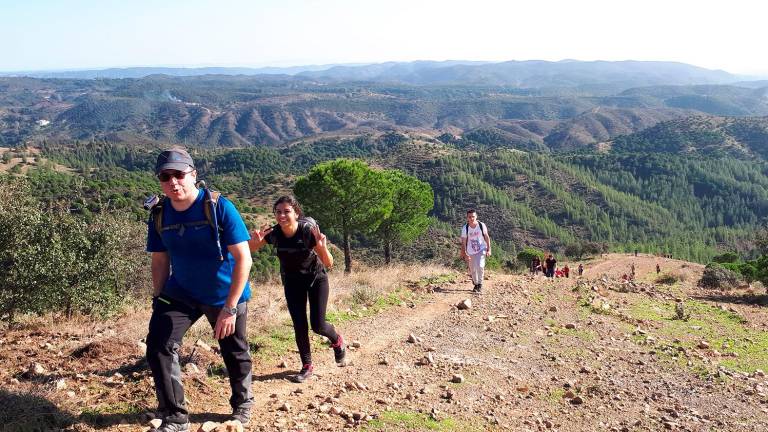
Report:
332,334,347,366
292,363,313,383
472,284,481,293
151,421,190,432
230,406,251,426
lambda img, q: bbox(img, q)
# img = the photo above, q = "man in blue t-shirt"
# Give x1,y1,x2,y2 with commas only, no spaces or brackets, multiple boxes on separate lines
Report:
145,148,253,432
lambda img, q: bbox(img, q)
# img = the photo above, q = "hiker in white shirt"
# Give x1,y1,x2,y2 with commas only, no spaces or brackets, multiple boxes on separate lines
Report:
459,209,491,293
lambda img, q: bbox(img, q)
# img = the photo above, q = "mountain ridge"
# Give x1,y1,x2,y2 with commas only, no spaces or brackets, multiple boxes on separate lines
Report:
3,75,768,149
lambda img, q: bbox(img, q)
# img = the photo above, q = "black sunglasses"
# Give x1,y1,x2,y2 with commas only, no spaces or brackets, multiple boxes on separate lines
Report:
158,170,193,182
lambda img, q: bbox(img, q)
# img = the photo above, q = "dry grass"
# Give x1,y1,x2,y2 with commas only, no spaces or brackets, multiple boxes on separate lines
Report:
164,264,455,346
327,263,453,308
4,263,455,346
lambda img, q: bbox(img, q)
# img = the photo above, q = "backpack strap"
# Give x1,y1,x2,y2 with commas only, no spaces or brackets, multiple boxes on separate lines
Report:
302,221,313,251
464,222,486,237
151,196,166,236
202,190,223,233
202,188,224,261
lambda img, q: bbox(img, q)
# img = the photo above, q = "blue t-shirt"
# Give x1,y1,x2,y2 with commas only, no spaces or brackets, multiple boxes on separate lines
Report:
146,189,251,306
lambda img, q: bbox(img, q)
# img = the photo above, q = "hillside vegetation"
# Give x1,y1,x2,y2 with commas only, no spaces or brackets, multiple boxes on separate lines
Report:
14,113,768,265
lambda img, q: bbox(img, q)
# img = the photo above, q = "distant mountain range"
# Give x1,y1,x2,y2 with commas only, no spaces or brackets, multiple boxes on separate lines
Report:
0,64,363,79
1,60,754,91
1,61,767,150
298,60,741,90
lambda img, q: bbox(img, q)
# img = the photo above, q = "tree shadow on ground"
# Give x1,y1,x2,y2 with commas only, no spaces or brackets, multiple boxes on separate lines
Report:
99,357,148,377
691,293,768,307
0,389,75,432
432,286,475,294
190,412,231,423
77,411,147,429
252,370,295,382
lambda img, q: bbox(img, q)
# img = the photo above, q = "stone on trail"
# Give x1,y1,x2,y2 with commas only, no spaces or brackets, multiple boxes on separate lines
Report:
570,396,584,405
698,341,710,349
278,360,288,368
457,299,472,310
451,374,465,383
55,378,67,390
564,323,577,330
279,402,292,412
195,339,212,351
184,363,200,374
198,421,218,432
216,421,244,432
426,353,435,365
30,362,47,375
149,419,163,429
351,340,362,348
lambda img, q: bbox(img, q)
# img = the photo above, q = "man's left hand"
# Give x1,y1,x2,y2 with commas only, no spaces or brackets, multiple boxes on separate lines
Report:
214,309,237,339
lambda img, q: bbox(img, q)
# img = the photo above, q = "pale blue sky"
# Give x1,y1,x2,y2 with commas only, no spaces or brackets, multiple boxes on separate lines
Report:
2,0,766,75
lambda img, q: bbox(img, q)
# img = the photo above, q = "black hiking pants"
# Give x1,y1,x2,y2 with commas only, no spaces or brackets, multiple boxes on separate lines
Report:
283,271,339,366
146,295,253,424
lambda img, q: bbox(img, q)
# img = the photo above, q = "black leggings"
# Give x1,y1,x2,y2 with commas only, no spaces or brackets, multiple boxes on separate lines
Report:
283,272,339,365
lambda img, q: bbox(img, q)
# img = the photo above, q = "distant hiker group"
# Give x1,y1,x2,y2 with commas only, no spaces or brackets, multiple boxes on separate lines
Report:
529,253,580,279
457,209,586,293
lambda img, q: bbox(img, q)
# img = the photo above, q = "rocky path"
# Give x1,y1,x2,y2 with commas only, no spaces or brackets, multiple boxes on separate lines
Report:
202,255,767,431
3,255,768,431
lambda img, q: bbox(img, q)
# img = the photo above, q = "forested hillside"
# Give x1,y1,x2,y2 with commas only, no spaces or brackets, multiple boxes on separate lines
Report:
12,116,766,265
2,70,768,266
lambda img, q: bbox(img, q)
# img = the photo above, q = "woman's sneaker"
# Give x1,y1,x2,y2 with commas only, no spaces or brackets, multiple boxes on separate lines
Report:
292,363,313,383
332,334,347,366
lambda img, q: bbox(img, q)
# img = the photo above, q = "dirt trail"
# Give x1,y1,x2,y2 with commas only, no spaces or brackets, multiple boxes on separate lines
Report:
586,253,703,281
3,255,767,432
246,285,469,407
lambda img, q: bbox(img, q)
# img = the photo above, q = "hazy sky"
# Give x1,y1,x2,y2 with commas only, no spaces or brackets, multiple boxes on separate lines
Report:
1,0,766,75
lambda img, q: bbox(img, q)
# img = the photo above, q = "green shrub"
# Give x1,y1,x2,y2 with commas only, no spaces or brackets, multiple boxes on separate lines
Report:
698,262,743,290
655,273,679,285
713,252,740,264
0,175,144,324
517,247,544,267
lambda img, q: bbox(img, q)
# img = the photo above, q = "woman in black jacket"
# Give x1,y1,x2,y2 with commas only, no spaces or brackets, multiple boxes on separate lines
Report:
249,196,345,382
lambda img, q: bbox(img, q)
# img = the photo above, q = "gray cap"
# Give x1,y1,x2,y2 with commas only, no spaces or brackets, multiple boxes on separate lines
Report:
155,149,194,174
